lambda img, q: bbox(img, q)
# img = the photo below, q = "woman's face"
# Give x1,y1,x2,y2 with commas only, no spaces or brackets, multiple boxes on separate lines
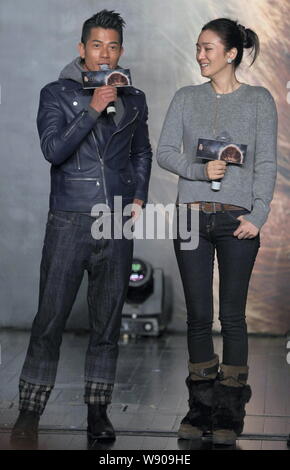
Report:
196,29,236,79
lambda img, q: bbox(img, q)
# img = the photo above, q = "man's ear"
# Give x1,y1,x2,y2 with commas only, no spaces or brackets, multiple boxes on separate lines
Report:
78,42,85,59
120,46,124,58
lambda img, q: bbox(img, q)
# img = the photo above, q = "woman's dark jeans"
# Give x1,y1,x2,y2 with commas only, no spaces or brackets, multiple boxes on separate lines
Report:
20,209,133,386
174,206,260,366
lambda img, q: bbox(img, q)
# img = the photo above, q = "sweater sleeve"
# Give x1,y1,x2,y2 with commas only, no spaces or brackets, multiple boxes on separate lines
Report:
156,89,210,181
243,88,278,229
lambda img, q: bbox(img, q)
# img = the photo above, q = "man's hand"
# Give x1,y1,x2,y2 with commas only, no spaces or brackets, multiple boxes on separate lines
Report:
206,160,227,180
233,216,259,239
131,199,143,221
90,86,117,113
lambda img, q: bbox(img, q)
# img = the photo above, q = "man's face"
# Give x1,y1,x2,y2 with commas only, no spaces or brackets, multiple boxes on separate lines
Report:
78,27,124,71
196,29,236,78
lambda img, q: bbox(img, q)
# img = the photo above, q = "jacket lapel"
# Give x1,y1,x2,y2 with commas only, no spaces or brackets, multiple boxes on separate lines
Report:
115,91,139,132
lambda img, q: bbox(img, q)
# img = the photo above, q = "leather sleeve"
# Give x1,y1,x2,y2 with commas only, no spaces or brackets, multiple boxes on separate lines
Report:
37,85,100,166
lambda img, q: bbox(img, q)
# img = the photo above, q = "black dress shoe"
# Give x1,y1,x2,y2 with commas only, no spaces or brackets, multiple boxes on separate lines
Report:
10,410,40,445
87,404,116,440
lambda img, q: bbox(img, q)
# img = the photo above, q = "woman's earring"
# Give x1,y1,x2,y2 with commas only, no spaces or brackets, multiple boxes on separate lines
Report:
227,58,233,64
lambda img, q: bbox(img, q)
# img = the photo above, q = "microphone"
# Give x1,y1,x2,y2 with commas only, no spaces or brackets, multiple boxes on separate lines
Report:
211,159,228,191
100,64,116,115
210,135,228,191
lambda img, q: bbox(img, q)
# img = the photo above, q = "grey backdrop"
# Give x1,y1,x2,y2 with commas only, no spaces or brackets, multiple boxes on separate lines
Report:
1,0,289,333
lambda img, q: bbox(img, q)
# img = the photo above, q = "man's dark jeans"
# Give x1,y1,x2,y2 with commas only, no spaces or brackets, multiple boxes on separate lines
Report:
174,207,260,366
20,210,133,386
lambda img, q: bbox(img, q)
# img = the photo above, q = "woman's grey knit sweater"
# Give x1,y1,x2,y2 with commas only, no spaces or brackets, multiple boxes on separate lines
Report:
157,82,278,229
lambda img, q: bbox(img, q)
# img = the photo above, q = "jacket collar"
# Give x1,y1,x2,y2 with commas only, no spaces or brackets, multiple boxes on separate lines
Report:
58,79,140,131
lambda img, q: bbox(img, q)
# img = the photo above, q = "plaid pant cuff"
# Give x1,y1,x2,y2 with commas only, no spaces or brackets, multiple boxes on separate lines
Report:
84,381,114,405
19,379,53,415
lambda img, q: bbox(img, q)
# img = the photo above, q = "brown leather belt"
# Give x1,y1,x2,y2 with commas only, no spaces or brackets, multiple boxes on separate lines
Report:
187,202,245,213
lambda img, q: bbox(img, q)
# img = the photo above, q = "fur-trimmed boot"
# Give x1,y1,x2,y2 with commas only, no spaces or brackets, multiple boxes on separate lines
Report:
178,354,219,440
212,364,252,445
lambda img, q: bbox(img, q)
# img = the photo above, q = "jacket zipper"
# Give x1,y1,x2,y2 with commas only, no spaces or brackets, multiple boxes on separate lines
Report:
65,177,97,181
91,130,109,206
65,177,101,186
64,110,86,138
103,111,139,159
77,150,81,170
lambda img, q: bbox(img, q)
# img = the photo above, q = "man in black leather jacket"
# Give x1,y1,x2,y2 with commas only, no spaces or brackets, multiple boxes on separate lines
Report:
11,10,152,446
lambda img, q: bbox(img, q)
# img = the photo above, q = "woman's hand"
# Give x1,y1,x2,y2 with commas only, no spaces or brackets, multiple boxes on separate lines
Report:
206,160,227,180
233,216,259,239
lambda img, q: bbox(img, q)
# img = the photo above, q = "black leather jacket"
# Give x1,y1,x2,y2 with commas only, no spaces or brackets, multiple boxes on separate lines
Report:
37,76,152,211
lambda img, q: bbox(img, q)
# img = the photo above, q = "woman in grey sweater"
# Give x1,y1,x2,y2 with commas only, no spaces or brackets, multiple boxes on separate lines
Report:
157,18,277,446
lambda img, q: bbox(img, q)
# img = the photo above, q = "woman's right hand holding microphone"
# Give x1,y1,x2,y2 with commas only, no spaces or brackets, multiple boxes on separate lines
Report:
206,160,227,180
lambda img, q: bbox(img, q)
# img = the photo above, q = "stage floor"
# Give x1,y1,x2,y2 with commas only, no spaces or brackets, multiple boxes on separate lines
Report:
0,329,289,451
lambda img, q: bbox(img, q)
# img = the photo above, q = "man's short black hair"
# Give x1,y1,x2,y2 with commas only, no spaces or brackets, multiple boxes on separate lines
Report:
81,9,126,45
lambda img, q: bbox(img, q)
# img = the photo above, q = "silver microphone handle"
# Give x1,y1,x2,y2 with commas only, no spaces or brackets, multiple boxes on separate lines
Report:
211,180,221,191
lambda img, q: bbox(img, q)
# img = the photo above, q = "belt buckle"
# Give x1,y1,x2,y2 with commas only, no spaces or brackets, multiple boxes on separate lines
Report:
201,202,216,214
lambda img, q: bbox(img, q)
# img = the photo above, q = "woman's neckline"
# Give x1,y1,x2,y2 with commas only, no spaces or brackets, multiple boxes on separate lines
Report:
206,81,247,97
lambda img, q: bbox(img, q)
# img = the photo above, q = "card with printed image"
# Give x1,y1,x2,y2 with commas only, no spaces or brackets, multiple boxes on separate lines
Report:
82,68,132,89
196,138,247,164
